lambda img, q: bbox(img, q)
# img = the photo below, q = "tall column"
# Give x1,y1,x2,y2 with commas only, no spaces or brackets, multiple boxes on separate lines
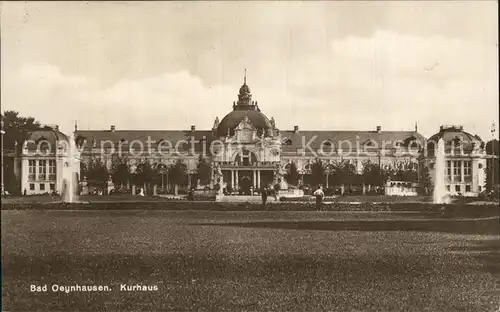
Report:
188,173,191,188
450,160,454,183
235,170,239,188
460,160,465,183
253,170,257,188
35,159,39,182
230,170,234,189
257,170,261,189
326,173,329,188
46,160,49,181
21,157,29,194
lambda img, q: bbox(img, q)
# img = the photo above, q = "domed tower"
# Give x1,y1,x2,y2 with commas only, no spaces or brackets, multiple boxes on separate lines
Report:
21,125,80,196
217,71,273,137
235,71,255,110
426,125,486,196
211,72,282,194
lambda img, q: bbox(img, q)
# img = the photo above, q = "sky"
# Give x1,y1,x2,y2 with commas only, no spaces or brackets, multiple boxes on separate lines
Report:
1,1,498,140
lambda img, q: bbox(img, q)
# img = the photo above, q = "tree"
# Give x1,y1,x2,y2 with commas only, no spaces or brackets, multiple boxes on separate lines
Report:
284,162,300,186
1,110,42,153
111,158,131,187
169,160,187,195
81,157,109,188
389,161,419,183
485,139,499,192
195,156,211,186
1,111,42,194
136,161,155,188
419,166,432,195
311,158,325,187
336,160,357,186
361,160,389,186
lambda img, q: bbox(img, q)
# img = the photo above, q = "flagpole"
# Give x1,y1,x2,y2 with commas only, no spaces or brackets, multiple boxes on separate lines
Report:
491,122,495,193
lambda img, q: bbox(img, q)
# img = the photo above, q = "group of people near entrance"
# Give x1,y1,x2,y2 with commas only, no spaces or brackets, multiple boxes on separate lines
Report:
261,184,325,211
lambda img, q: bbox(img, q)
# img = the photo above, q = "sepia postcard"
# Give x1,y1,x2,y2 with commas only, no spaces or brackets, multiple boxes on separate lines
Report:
1,1,499,311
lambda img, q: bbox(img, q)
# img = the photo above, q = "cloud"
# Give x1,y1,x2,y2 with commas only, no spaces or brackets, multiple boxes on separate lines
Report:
2,64,237,134
1,29,498,140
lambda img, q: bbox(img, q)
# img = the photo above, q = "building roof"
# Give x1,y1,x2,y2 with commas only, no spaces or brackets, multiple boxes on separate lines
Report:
427,125,483,153
280,130,426,151
75,130,214,154
217,110,272,137
75,128,426,156
24,127,69,151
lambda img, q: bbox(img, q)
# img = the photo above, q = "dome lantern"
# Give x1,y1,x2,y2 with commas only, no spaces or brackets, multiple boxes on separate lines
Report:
216,72,273,137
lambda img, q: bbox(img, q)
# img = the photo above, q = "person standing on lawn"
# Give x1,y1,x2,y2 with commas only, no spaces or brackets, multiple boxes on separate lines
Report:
313,185,324,211
261,185,268,207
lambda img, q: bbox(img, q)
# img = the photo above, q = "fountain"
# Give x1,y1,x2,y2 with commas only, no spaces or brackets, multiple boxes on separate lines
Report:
62,132,79,203
433,138,450,204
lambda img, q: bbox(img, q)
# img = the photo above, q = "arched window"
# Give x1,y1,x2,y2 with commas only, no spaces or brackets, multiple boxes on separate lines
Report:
285,139,292,146
364,140,375,147
39,141,50,152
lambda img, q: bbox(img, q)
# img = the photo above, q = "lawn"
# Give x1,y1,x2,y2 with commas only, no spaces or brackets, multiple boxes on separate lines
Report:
2,210,499,311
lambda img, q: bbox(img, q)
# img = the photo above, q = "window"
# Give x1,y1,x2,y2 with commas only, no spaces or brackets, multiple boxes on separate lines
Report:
40,184,45,191
478,186,482,192
453,161,461,180
478,163,483,169
50,183,55,191
29,183,35,191
465,185,471,192
237,150,257,166
38,160,47,180
446,161,452,178
455,185,461,192
285,139,292,146
49,160,56,180
28,160,36,180
446,185,450,191
40,141,50,153
463,161,471,177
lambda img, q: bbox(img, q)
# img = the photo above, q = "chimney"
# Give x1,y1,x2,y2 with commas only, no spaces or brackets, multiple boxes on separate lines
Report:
110,125,116,132
191,125,196,131
376,126,381,133
294,125,299,132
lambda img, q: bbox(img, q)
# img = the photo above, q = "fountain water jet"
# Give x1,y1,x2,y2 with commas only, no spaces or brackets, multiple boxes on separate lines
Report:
433,138,450,204
62,132,79,203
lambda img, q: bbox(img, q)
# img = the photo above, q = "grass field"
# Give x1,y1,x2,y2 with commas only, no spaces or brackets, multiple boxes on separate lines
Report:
2,210,500,311
1,194,435,204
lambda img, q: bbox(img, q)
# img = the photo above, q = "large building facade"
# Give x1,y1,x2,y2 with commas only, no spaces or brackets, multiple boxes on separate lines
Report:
11,78,488,196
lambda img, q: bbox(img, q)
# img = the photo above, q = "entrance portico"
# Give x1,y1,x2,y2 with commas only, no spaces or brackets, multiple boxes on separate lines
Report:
221,164,276,193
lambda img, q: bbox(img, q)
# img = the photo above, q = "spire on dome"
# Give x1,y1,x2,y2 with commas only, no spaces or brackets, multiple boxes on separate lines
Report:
244,68,247,85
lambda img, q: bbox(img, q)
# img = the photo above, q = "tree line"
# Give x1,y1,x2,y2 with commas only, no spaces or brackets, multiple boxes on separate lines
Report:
1,110,499,195
284,159,429,189
81,155,212,195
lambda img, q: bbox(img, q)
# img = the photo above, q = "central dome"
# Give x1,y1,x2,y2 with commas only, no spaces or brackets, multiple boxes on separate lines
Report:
216,73,273,137
217,110,272,137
